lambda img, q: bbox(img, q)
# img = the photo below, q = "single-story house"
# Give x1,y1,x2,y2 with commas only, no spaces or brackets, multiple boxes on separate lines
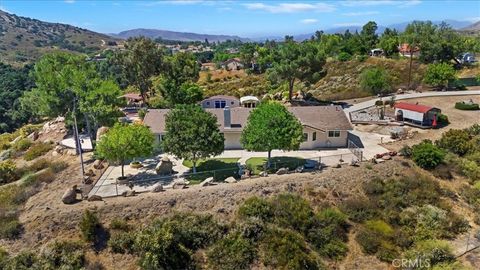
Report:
119,93,143,106
240,96,260,108
399,43,420,57
222,58,243,71
369,48,384,57
200,95,240,109
201,62,216,71
394,102,441,128
143,106,353,150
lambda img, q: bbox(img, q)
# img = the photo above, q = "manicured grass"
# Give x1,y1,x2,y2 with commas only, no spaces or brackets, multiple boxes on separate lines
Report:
182,158,240,183
245,156,306,175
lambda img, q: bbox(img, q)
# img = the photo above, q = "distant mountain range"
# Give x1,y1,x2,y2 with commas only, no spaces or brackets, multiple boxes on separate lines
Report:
110,28,249,42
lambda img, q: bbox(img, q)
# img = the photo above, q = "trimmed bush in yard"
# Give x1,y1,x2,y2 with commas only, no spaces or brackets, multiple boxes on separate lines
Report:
455,102,479,110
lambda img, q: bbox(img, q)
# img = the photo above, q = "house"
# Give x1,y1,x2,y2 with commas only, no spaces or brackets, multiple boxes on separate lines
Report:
222,58,243,71
240,96,260,108
458,52,476,64
201,62,216,71
143,106,353,150
398,43,420,57
369,48,384,57
200,95,240,109
119,93,143,106
394,102,441,128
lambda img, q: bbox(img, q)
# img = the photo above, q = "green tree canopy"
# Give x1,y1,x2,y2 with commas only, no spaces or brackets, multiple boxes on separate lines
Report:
112,37,164,102
96,124,154,178
360,21,378,52
378,28,399,57
267,41,326,101
359,67,392,95
162,105,224,173
241,102,303,166
423,63,456,90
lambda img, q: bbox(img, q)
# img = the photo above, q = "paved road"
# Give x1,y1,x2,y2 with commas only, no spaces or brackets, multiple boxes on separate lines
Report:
344,90,480,115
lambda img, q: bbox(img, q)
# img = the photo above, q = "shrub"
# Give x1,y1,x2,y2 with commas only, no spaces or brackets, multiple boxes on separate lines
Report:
12,138,32,152
108,231,135,254
138,108,147,120
360,67,392,96
412,140,445,169
109,218,131,231
41,240,85,269
404,240,455,269
259,227,323,270
436,129,471,156
437,114,449,126
79,210,100,242
399,145,413,157
459,159,480,182
455,102,479,110
0,247,7,269
356,54,368,62
207,233,256,270
238,197,273,222
24,143,53,161
337,52,352,62
365,220,394,237
0,217,22,239
340,198,378,223
3,251,40,270
0,160,18,185
270,193,314,233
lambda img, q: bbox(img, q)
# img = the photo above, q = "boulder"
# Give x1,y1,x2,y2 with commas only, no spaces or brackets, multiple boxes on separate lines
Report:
259,171,268,177
27,131,39,141
276,168,288,175
295,166,304,173
54,145,65,154
85,169,95,177
382,155,392,160
66,149,77,156
374,159,385,164
224,177,237,184
172,179,188,189
54,116,65,123
151,183,164,193
93,159,104,170
121,190,136,197
200,177,214,187
61,188,77,204
156,156,173,175
51,151,59,157
332,163,341,168
96,126,109,140
87,195,102,202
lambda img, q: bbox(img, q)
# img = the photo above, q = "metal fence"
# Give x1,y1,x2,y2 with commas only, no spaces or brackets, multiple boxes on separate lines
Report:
88,152,358,198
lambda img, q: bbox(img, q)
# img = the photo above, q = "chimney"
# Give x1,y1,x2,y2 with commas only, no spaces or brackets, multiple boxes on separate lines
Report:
224,106,231,128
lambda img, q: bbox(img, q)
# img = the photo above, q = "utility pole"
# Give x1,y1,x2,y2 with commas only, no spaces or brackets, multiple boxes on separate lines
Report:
72,97,86,184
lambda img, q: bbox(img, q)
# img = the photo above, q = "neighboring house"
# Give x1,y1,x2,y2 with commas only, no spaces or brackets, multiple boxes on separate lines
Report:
394,102,441,128
222,58,244,71
398,43,420,57
119,93,143,106
240,96,260,108
143,106,353,150
457,52,476,64
200,95,240,109
201,62,216,71
369,48,384,57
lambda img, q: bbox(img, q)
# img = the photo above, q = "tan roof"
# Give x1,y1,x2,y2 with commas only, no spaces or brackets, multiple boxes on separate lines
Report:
202,95,239,101
143,106,352,134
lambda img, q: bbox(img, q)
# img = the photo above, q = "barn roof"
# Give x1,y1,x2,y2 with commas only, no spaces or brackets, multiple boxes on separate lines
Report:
394,102,438,113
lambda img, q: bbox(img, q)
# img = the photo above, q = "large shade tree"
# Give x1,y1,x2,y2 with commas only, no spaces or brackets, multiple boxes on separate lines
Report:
162,105,224,173
96,124,155,179
241,102,303,167
423,63,456,90
267,40,326,101
21,52,122,138
359,67,392,96
113,37,164,102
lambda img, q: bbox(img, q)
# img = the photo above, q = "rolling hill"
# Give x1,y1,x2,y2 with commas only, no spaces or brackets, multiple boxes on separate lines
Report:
110,28,249,42
0,10,119,66
460,21,480,35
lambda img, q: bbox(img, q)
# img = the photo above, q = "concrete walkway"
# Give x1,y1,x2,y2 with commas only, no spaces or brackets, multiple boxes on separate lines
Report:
344,90,480,116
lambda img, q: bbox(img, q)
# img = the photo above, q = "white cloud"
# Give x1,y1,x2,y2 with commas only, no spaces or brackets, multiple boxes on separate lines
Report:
300,18,318,24
333,22,364,27
244,2,335,13
342,11,379,16
64,0,75,3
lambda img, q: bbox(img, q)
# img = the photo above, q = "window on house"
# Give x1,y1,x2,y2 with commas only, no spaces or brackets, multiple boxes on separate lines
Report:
231,101,234,105
312,132,316,141
328,130,341,137
303,133,308,141
206,102,210,105
215,100,226,108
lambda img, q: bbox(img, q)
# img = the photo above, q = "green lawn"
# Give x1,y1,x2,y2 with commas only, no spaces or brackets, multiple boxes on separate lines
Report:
245,156,306,175
182,158,240,184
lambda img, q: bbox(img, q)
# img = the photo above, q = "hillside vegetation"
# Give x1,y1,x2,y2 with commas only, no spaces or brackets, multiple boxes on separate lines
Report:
0,10,118,66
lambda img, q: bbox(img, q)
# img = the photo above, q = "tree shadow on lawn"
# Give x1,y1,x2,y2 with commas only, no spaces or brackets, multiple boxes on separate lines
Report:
184,159,240,183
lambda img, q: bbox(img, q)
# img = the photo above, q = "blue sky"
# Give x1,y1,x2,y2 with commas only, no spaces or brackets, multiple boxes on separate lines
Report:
1,1,479,37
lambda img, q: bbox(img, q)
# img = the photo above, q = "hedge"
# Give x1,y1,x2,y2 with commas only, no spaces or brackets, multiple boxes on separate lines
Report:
455,102,479,110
